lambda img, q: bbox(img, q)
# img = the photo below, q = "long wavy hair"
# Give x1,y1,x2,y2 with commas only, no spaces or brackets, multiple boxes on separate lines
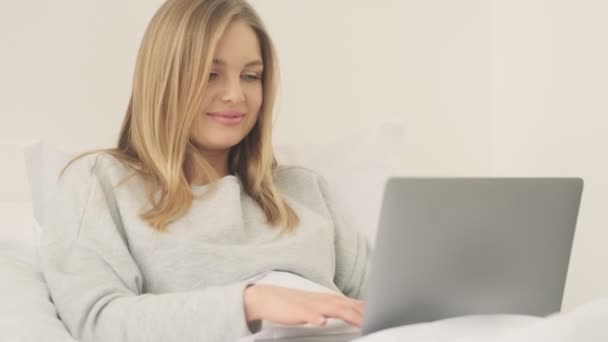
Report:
62,0,299,233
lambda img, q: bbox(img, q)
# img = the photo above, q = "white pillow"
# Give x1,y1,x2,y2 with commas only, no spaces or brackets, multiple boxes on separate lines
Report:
0,254,77,342
274,121,404,244
23,121,404,245
0,201,39,267
23,142,75,230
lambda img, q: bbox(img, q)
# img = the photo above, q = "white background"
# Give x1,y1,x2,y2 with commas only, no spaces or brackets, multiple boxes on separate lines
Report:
0,0,606,311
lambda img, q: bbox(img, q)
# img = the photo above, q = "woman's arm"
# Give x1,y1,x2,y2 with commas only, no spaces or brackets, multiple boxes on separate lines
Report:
40,155,258,342
317,177,372,300
244,284,364,327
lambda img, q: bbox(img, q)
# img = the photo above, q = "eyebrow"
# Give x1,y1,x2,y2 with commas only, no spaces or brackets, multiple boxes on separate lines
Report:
212,59,264,67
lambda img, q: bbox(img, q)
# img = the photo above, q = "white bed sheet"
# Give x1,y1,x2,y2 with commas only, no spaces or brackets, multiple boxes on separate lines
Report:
0,253,76,342
2,249,608,342
1,200,607,342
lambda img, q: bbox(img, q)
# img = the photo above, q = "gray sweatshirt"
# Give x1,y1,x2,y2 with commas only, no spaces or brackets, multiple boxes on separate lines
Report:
40,153,371,342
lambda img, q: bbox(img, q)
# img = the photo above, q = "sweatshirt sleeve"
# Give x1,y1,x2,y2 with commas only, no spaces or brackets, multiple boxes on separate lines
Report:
317,176,372,300
39,155,261,342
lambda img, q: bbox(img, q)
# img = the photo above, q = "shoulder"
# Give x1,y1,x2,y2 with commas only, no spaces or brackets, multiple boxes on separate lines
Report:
59,151,136,189
274,164,332,214
275,165,328,190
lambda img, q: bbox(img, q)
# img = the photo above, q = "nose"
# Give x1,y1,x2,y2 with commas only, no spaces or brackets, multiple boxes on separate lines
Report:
221,76,245,104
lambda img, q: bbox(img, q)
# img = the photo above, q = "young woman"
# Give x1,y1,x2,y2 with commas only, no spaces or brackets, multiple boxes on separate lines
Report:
40,0,370,341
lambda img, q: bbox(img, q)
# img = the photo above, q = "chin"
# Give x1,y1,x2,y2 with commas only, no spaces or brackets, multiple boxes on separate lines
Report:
193,138,242,152
191,128,250,152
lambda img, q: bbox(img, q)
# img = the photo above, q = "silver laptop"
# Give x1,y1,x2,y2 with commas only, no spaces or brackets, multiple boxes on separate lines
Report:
257,178,584,342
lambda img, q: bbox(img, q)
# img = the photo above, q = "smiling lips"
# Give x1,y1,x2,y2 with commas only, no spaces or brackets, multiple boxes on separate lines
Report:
207,111,245,118
206,111,246,125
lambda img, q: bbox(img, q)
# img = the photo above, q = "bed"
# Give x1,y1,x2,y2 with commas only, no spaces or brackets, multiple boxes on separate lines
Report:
3,221,608,342
2,123,608,341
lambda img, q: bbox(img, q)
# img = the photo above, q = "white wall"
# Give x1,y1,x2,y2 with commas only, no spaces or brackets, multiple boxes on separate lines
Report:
1,0,606,310
0,1,164,151
489,0,608,310
253,0,492,176
0,0,492,176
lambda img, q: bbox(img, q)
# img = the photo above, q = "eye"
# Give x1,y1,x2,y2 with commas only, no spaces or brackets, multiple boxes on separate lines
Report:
242,74,261,81
208,72,219,81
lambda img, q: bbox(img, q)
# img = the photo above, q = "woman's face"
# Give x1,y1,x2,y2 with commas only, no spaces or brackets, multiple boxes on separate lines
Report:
190,20,264,153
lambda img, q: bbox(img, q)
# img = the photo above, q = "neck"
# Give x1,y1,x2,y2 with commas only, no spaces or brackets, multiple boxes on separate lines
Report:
187,148,230,186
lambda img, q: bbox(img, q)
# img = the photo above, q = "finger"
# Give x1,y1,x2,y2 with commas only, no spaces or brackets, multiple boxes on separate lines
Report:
331,295,365,308
335,306,363,327
293,302,328,327
339,298,366,317
304,312,327,327
304,293,365,326
350,301,365,317
332,299,364,317
311,300,363,328
319,296,363,315
356,300,366,314
282,307,325,327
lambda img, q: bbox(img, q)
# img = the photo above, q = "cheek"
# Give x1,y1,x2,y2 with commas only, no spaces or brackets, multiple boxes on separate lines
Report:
189,116,203,143
198,90,214,114
247,85,263,113
191,92,213,138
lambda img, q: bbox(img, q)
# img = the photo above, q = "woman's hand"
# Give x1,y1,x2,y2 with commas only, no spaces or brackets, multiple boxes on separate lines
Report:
244,284,365,327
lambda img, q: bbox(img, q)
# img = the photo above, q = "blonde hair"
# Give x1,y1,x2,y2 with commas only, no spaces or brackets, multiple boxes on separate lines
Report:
63,0,299,234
